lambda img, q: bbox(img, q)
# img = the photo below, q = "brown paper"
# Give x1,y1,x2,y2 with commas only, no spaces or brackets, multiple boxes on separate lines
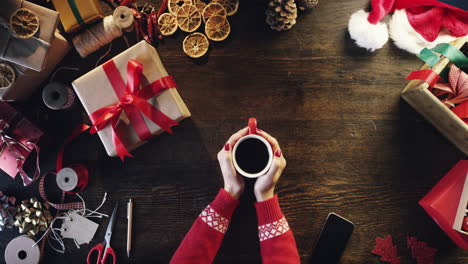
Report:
0,31,70,101
72,41,191,157
0,0,59,72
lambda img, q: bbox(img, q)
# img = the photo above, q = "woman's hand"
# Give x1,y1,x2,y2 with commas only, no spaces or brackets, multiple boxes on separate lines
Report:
254,130,286,202
217,127,249,199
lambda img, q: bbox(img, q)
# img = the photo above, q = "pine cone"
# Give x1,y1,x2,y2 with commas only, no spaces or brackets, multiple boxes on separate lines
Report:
296,0,319,10
265,0,298,31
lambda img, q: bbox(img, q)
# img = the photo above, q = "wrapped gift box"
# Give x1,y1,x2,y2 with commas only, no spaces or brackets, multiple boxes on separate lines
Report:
0,102,42,182
52,0,104,33
401,37,468,155
0,0,59,72
419,160,468,250
454,168,468,236
1,31,70,101
72,40,191,158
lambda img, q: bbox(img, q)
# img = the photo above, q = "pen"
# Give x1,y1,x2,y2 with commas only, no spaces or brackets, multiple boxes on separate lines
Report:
127,198,133,258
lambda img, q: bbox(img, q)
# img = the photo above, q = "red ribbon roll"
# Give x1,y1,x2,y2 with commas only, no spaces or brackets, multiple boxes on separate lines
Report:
89,59,179,161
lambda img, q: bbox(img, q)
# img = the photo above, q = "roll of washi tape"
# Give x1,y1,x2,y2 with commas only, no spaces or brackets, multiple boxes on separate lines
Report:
113,6,134,32
42,82,75,110
4,235,40,264
56,165,89,194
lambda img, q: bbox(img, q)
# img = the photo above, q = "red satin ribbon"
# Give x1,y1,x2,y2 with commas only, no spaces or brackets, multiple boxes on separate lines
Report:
406,69,441,88
89,60,178,160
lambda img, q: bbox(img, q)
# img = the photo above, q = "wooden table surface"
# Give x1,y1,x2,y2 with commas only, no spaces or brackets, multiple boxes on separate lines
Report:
1,0,467,263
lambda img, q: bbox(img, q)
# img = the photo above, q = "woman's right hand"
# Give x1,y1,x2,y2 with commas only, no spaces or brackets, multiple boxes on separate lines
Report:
254,130,286,202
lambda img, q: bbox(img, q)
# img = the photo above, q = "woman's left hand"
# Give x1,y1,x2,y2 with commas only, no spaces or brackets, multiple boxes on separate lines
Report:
217,127,249,199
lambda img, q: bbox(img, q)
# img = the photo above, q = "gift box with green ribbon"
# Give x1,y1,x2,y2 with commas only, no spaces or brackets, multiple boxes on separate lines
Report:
52,0,104,33
402,37,468,154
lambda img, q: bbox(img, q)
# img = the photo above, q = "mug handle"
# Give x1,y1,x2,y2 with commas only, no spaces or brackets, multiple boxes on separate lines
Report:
248,118,257,135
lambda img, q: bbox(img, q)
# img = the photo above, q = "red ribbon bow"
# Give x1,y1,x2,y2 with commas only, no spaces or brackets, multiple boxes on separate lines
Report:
89,59,178,160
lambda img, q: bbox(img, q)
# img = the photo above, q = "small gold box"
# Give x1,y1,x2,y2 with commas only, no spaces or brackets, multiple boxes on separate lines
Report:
52,0,104,33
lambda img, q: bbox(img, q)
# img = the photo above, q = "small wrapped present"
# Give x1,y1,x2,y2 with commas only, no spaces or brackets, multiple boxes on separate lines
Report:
1,31,70,101
72,41,191,159
0,102,42,185
52,0,104,33
0,0,59,72
419,160,468,250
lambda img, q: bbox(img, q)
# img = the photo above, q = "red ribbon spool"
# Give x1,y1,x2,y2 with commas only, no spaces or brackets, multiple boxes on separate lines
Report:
56,165,89,194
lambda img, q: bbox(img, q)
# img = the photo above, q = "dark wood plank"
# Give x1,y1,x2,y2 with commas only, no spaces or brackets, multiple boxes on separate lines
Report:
0,0,467,263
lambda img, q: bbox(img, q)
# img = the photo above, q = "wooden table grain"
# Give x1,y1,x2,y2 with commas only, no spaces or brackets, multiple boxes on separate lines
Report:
1,0,467,263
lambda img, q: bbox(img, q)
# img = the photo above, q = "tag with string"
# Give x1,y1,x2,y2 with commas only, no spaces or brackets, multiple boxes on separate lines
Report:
60,211,98,245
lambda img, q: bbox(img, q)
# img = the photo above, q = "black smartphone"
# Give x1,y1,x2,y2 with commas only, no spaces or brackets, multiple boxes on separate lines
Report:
309,213,354,264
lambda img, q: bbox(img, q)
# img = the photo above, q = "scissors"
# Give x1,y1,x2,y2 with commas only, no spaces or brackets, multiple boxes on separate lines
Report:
87,203,118,264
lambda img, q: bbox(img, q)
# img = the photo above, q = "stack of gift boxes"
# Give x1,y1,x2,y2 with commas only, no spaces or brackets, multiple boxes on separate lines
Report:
0,0,191,185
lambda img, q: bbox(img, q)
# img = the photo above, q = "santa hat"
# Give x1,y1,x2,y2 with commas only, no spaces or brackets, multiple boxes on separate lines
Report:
348,0,468,53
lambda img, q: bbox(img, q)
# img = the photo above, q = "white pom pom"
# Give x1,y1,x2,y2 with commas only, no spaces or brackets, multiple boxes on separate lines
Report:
389,9,457,54
348,10,389,52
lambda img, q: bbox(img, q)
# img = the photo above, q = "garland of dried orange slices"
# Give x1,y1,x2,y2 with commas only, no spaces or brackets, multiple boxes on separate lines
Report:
158,0,239,58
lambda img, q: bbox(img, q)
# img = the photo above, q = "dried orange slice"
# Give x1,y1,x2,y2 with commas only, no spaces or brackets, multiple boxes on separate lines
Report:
193,0,207,13
183,32,209,58
158,13,178,36
0,63,16,89
10,8,39,39
205,15,230,41
176,4,202,33
212,0,239,16
168,0,192,15
202,3,226,23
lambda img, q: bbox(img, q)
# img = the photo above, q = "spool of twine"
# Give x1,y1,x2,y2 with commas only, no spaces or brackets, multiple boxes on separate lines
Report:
42,82,75,110
72,7,134,58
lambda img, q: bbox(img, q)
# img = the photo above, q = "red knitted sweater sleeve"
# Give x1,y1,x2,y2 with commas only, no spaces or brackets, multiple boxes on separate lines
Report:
170,189,239,264
255,195,300,264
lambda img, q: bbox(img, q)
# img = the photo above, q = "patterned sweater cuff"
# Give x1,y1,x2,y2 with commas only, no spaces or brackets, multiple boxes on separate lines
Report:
209,188,240,219
255,195,284,225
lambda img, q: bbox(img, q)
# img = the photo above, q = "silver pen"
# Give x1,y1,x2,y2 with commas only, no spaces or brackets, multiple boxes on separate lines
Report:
127,198,133,258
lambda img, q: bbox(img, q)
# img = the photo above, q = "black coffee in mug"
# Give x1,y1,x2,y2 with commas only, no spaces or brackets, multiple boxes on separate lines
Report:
234,138,270,174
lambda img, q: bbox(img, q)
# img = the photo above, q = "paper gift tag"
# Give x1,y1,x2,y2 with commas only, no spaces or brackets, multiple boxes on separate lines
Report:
61,212,98,245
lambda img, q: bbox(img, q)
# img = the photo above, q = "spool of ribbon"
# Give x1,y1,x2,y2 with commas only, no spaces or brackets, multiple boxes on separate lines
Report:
89,59,178,161
39,124,90,210
13,198,53,236
56,165,88,194
0,191,16,231
42,82,75,110
0,119,40,186
4,235,40,264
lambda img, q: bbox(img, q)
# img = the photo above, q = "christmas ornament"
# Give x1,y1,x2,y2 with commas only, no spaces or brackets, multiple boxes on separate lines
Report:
203,2,227,23
213,0,239,16
265,0,298,31
205,16,230,41
14,198,53,236
0,191,16,231
9,8,39,39
348,0,468,54
176,4,202,32
169,0,192,15
0,62,16,89
183,32,209,58
371,235,400,264
158,13,178,36
296,0,319,10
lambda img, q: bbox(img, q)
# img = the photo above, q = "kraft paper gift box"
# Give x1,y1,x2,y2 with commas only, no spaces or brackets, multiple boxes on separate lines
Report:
1,31,70,101
0,102,42,184
419,160,468,250
0,0,59,72
52,0,104,33
401,37,468,155
72,40,191,158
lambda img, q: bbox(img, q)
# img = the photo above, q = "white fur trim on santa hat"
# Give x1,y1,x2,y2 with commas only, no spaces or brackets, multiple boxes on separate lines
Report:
348,10,389,52
389,9,458,54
